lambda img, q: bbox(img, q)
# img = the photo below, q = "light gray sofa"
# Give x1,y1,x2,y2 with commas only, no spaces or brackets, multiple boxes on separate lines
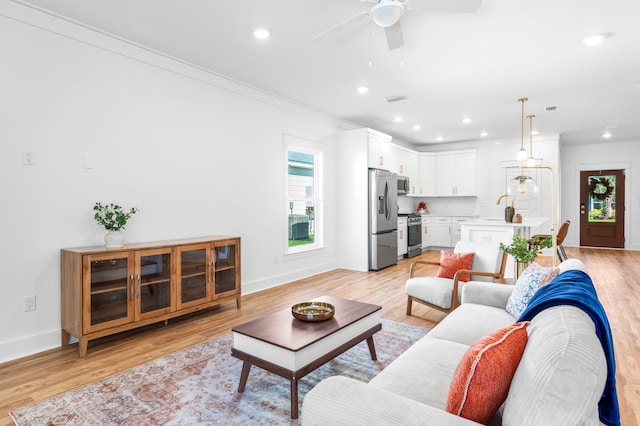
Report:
302,260,608,425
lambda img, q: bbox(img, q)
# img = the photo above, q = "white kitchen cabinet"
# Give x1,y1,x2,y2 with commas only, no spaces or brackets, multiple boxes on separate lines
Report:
417,153,436,197
367,131,393,169
406,151,420,196
434,151,476,196
398,217,408,257
421,216,431,249
432,216,452,247
451,216,472,247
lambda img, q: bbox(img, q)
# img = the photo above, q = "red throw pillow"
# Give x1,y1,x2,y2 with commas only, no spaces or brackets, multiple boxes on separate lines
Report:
446,322,530,424
437,251,474,282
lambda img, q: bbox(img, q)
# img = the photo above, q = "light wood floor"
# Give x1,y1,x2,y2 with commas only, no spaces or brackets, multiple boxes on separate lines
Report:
1,247,638,426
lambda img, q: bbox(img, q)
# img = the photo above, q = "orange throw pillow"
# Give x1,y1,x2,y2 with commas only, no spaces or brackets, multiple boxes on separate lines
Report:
446,321,530,424
437,251,474,282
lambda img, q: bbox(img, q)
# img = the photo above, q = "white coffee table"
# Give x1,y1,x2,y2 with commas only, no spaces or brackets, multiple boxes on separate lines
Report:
231,295,382,419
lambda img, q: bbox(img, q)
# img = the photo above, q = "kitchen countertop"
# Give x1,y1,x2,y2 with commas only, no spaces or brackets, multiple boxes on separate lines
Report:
462,217,549,228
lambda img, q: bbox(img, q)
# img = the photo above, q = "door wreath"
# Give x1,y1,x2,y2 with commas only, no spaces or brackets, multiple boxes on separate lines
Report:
588,177,614,201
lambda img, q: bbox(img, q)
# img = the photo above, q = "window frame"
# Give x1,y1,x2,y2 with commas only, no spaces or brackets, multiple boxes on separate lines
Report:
284,136,324,255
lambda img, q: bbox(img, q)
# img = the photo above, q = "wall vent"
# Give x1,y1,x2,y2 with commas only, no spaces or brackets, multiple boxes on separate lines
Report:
545,105,558,112
385,95,407,103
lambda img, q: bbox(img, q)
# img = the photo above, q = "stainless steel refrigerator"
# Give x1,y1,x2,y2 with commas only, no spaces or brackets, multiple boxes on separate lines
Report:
369,168,398,271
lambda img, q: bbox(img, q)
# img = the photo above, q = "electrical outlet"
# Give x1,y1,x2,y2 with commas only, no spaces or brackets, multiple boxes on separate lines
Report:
24,295,36,312
23,149,36,165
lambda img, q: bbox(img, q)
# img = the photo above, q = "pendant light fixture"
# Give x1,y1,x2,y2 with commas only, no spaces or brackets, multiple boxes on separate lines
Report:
517,98,528,160
526,114,536,167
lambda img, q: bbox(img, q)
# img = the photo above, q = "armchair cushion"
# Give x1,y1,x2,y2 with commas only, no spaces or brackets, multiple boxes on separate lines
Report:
437,251,475,282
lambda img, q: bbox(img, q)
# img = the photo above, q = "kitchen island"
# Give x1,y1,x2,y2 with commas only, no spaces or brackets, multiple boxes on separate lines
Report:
460,217,550,278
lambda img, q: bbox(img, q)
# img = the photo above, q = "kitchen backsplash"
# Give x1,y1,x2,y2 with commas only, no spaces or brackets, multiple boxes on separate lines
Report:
398,195,478,216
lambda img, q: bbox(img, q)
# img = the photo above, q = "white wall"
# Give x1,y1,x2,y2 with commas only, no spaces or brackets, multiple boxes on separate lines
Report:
560,140,639,250
0,3,349,362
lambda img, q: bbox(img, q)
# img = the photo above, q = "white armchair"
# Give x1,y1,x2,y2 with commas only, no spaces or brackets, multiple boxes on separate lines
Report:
406,241,508,316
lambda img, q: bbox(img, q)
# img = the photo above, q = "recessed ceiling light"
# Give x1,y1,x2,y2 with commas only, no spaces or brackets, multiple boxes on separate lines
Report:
394,116,403,123
253,28,271,39
582,32,614,46
602,131,612,139
531,130,539,135
357,86,369,94
436,136,443,142
462,118,472,124
412,125,421,131
480,131,488,137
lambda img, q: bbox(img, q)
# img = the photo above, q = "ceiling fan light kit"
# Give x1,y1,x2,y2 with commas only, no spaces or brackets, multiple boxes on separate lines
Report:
370,0,405,27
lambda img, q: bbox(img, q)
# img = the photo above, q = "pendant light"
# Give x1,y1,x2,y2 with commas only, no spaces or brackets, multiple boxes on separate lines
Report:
517,98,528,160
526,115,536,167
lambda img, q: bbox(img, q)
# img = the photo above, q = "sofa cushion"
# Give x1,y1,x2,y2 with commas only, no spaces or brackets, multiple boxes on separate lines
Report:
503,306,607,426
505,262,559,318
428,302,515,346
446,322,530,424
437,251,475,282
369,336,469,409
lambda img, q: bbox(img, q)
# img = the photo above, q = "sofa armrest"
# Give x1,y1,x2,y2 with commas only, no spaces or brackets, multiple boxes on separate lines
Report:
461,281,514,309
302,376,482,426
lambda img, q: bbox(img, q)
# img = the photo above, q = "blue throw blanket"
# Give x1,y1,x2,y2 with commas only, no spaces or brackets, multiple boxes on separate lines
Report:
517,269,620,426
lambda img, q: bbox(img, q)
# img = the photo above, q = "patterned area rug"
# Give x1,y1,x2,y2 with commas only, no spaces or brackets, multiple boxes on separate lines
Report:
10,320,428,425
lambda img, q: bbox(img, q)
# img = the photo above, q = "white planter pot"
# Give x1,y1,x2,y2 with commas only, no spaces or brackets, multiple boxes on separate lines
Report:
105,230,125,248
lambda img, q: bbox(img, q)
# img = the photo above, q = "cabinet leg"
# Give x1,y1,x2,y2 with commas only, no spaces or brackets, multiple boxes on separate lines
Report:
79,337,88,357
61,329,71,347
236,295,242,309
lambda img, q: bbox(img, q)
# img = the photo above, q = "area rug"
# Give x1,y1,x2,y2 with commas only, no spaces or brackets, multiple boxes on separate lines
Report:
10,320,428,425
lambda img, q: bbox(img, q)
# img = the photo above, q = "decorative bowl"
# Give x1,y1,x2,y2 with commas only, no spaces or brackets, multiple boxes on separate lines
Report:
291,302,335,322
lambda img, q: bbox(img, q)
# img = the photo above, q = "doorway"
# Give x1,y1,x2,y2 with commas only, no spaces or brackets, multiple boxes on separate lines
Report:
579,169,625,248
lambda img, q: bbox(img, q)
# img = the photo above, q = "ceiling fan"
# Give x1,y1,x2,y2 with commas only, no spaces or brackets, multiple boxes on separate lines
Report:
313,0,482,50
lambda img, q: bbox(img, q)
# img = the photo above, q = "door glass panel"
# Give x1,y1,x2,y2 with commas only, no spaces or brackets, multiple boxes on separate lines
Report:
181,249,207,303
90,257,129,325
588,175,616,223
139,253,171,314
215,245,236,294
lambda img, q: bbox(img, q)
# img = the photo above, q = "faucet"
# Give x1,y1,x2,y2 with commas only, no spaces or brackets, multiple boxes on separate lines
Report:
496,194,508,205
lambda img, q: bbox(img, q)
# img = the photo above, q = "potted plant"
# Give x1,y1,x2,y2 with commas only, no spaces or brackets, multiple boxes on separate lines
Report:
499,235,552,277
93,202,138,247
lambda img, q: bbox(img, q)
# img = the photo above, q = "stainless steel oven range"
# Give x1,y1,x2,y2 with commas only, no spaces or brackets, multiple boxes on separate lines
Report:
403,213,422,258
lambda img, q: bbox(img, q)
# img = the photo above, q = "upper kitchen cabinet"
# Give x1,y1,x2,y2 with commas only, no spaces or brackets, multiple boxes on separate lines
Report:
416,153,436,197
367,130,393,169
434,151,476,196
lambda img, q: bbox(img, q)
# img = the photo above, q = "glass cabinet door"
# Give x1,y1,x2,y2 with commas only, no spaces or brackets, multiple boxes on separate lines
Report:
84,252,134,333
136,248,173,319
178,244,210,308
214,242,238,297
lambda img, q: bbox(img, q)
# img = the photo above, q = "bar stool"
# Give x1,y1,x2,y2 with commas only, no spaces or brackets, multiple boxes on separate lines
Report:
528,220,570,262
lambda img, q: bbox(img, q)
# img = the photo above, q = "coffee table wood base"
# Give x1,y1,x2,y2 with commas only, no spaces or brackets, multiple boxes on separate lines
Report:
232,323,381,419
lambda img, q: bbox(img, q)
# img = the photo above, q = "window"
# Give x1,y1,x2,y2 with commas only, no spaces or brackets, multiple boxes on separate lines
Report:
285,139,323,253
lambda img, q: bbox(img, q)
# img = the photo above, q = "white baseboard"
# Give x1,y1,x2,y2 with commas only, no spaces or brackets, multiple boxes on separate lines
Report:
242,261,338,295
0,328,60,364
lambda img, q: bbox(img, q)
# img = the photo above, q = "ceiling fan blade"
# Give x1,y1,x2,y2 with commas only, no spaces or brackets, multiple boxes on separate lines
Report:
422,0,482,13
311,10,369,40
385,21,404,50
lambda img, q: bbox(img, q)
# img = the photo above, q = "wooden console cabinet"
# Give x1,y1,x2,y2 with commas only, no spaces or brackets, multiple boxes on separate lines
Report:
61,236,241,356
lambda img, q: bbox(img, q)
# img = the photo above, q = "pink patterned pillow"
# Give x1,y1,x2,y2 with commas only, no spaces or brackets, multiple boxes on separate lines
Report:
506,262,560,318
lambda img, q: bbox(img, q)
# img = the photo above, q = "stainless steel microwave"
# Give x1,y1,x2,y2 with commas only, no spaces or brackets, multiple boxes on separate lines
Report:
397,176,410,194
